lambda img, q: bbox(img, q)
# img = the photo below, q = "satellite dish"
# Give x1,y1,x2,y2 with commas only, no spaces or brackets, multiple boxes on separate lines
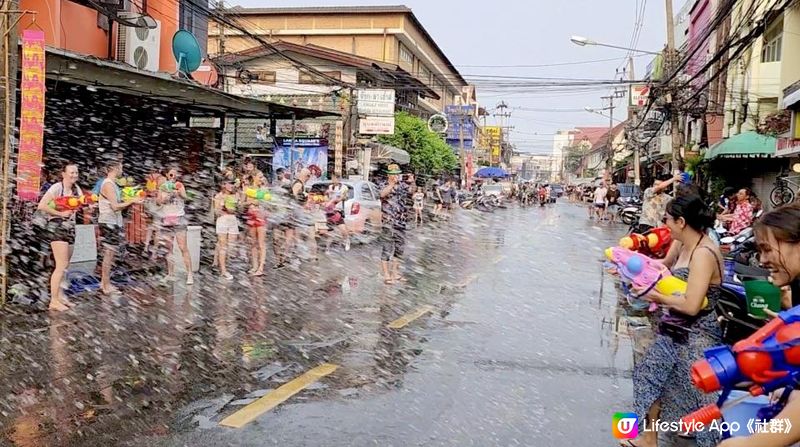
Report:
172,30,202,74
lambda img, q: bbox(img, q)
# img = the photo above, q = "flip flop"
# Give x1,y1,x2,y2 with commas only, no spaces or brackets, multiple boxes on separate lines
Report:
393,276,407,282
384,278,395,285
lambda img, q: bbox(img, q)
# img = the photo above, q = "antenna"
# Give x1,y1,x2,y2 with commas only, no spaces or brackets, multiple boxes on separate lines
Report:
172,30,202,78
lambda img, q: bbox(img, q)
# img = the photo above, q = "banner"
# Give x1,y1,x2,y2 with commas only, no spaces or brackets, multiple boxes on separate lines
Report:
273,142,329,182
16,30,46,201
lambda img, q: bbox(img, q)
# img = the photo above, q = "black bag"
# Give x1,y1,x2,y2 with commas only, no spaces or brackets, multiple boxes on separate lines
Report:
658,309,711,344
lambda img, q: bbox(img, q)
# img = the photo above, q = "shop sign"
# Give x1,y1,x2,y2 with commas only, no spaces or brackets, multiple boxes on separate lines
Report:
427,114,448,134
16,30,46,201
356,89,395,116
630,84,651,107
334,121,344,176
359,116,395,135
776,137,800,157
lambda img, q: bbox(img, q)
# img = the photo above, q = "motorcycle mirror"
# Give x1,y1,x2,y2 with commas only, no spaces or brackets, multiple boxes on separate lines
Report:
720,236,736,244
793,163,800,173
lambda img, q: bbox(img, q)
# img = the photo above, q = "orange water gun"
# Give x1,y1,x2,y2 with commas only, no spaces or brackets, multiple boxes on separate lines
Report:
49,194,98,211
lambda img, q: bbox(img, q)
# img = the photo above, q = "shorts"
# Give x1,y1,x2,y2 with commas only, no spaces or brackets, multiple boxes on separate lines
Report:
99,224,125,248
246,209,267,228
216,214,240,235
43,219,75,245
594,203,607,209
380,227,406,261
413,203,423,211
326,210,345,227
608,204,620,213
157,216,188,233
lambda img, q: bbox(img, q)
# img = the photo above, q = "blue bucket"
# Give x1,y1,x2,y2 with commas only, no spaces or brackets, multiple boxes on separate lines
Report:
721,391,770,437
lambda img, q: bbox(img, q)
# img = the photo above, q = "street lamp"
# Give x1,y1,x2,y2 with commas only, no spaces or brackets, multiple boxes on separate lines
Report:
569,35,661,55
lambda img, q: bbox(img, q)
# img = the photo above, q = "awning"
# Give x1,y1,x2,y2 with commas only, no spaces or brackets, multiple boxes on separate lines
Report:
44,47,335,119
366,142,410,164
704,131,777,160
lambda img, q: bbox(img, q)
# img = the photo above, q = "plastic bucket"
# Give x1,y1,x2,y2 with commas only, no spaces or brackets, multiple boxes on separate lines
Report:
721,391,770,437
743,280,782,318
723,258,736,281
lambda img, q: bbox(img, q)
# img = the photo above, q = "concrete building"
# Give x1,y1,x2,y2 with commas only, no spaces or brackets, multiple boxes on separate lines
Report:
209,5,469,116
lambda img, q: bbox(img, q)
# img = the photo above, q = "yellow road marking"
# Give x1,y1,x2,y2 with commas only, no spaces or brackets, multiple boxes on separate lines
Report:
219,363,338,428
387,305,435,329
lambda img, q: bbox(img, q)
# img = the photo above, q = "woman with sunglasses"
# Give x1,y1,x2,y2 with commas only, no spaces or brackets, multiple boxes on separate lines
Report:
715,203,800,447
623,194,724,447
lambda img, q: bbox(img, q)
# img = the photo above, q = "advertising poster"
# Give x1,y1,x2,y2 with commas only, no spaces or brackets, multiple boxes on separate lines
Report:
273,138,329,182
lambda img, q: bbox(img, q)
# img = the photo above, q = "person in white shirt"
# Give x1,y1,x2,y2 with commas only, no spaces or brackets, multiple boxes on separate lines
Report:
592,182,609,220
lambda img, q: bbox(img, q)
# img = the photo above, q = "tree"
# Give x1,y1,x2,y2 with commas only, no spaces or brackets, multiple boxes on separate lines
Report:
378,112,458,176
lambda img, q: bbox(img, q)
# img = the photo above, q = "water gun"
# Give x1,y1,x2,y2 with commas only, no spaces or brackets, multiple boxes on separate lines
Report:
49,194,98,211
619,227,672,258
223,195,238,213
160,181,184,192
145,174,160,193
681,306,800,431
604,246,708,308
245,188,271,202
121,186,145,201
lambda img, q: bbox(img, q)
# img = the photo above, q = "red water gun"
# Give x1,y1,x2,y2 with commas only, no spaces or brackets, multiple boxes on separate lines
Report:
49,194,98,211
619,226,672,258
681,306,800,430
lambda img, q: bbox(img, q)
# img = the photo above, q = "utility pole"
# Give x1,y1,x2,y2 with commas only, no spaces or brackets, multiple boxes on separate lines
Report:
459,109,466,188
628,56,641,186
602,95,615,177
665,0,682,172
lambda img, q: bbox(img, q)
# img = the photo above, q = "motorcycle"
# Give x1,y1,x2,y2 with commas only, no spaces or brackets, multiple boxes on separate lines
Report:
619,197,642,226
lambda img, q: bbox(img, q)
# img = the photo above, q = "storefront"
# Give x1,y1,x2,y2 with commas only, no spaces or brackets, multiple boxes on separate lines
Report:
3,47,332,305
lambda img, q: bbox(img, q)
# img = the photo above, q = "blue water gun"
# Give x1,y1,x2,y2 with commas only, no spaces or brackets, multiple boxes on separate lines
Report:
682,306,800,432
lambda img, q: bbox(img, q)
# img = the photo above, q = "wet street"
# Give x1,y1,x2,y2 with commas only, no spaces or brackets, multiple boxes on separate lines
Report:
0,201,637,446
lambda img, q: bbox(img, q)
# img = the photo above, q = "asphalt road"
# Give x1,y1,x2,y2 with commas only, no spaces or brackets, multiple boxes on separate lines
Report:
0,201,640,447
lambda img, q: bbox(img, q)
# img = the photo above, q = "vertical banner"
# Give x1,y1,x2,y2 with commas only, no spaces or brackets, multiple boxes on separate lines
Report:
16,30,46,201
334,121,343,177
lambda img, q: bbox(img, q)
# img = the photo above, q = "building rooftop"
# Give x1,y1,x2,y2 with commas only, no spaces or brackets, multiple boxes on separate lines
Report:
221,5,466,86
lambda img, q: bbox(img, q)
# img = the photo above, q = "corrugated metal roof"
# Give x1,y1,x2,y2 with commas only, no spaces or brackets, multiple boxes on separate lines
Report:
225,5,412,15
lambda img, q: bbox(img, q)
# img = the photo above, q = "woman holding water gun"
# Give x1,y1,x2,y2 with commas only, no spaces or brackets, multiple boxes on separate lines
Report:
715,204,800,447
213,177,242,280
155,167,193,286
244,172,269,277
98,157,143,296
36,162,86,311
624,195,724,447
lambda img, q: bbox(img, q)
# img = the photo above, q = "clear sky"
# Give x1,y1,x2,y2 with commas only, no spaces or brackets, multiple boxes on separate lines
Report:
231,0,672,154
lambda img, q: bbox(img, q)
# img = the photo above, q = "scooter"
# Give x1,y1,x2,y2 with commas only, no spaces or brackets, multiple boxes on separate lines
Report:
619,198,642,226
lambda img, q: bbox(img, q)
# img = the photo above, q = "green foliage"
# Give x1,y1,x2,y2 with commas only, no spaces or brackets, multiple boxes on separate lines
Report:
377,112,458,175
564,145,587,174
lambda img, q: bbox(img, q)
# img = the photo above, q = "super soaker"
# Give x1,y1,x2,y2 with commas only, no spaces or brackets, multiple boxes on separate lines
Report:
245,188,271,202
619,226,672,258
121,186,145,201
681,306,800,431
605,246,708,308
49,194,98,211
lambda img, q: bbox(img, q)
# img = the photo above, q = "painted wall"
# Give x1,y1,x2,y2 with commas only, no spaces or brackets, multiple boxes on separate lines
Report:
780,3,800,101
18,0,182,72
687,0,712,83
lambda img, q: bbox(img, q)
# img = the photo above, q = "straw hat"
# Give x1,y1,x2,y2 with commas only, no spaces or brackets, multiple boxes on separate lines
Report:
386,163,402,174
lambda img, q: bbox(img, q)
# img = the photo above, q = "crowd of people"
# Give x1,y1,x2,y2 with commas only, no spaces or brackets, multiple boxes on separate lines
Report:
30,155,472,311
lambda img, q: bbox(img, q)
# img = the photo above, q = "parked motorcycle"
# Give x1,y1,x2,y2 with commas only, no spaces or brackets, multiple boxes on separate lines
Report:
619,198,642,226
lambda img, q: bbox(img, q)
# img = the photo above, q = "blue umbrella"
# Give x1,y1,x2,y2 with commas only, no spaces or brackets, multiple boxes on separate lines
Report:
475,167,509,178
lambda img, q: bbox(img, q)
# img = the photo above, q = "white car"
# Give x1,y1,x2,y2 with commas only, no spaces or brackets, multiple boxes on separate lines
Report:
308,180,382,234
483,184,504,197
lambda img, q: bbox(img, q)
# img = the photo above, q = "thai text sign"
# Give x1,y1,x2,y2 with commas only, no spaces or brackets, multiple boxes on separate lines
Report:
356,89,395,116
17,30,46,201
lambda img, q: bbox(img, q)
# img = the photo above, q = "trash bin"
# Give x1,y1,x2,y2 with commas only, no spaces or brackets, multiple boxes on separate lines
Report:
173,225,201,273
743,279,781,318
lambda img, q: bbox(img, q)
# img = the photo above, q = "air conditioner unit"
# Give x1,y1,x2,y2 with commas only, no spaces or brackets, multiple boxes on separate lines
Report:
116,12,161,71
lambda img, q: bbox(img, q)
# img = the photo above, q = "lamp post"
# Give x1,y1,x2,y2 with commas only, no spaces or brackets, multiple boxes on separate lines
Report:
569,36,661,55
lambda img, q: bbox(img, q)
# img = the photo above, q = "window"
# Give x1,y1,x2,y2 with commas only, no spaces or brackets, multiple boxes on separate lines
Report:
360,183,375,200
419,64,432,85
250,70,277,84
762,17,783,63
299,71,342,85
399,43,413,64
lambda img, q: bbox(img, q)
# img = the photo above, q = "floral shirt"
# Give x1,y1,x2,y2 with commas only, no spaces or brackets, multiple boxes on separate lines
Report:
640,187,671,227
729,200,754,235
381,181,412,230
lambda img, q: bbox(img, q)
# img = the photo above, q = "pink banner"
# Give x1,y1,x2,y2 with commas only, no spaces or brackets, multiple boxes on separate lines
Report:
16,29,45,201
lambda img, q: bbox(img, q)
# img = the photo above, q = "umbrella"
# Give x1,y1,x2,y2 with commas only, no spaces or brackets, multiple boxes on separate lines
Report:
475,167,509,178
